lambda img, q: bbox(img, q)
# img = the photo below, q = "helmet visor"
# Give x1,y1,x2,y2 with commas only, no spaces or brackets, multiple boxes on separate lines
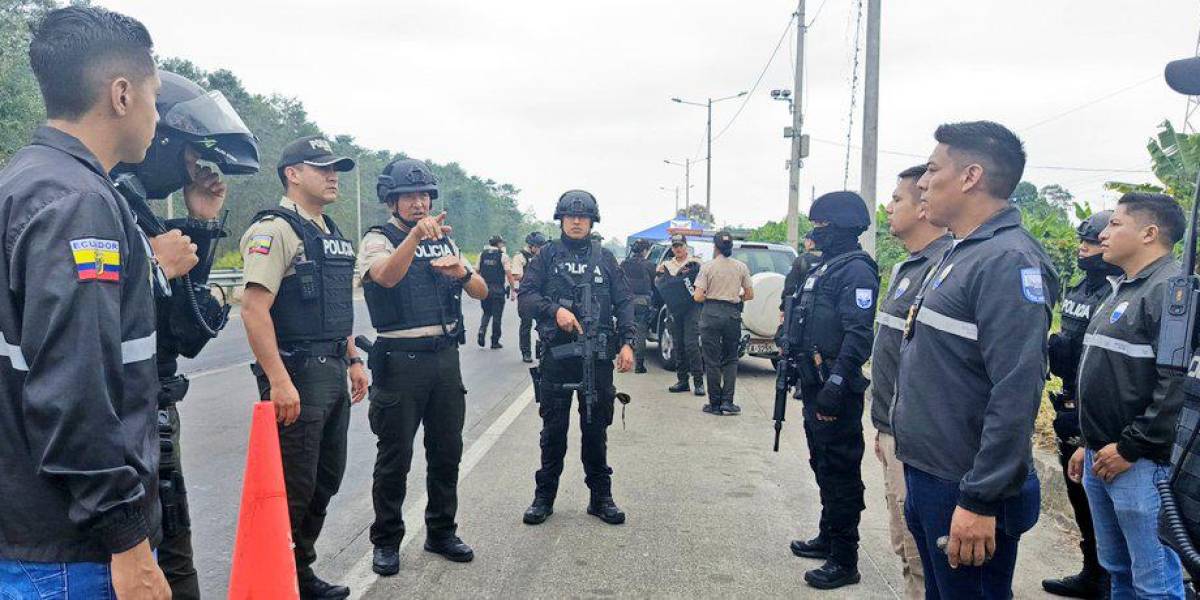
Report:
161,90,253,137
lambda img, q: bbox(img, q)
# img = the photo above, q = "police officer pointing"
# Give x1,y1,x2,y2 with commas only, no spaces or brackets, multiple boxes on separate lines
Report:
518,190,637,526
785,191,879,590
357,158,488,576
240,136,369,600
1041,210,1116,598
114,69,260,600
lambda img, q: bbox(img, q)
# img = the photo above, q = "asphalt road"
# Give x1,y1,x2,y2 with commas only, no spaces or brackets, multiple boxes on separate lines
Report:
176,296,532,597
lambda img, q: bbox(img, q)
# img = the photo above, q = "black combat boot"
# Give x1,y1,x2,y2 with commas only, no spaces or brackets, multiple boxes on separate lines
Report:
719,401,741,415
668,379,691,393
587,497,626,525
702,402,723,415
693,376,706,396
790,536,830,559
522,352,533,363
298,573,350,600
477,329,486,347
804,560,861,590
371,546,400,576
1042,543,1108,598
491,340,503,350
523,498,554,525
634,362,646,374
424,535,475,563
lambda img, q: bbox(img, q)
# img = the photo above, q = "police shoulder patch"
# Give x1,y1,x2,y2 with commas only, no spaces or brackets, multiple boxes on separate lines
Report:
248,234,273,256
855,288,874,309
1020,267,1046,304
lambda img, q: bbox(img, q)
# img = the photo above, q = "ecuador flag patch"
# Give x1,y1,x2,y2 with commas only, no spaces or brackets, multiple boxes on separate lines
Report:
70,238,120,282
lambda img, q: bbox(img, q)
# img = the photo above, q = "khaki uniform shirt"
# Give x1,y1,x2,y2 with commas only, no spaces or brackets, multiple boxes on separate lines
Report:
695,255,752,303
662,255,702,276
239,197,330,295
357,216,462,339
474,245,512,273
512,249,533,289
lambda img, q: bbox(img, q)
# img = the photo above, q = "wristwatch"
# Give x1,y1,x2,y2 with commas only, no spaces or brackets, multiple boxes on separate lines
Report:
456,266,474,286
348,356,365,367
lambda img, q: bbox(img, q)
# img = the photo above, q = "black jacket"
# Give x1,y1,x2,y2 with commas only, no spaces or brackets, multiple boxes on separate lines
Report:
1048,273,1112,400
0,127,161,561
620,254,655,296
893,207,1060,515
1077,254,1183,463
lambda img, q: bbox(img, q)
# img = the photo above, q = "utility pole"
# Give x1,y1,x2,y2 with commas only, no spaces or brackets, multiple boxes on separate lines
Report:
786,0,806,249
355,159,363,247
665,158,694,217
705,99,713,215
859,0,880,257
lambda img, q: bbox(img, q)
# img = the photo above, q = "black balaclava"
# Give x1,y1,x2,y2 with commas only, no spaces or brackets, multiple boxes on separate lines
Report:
1078,253,1122,278
810,226,861,257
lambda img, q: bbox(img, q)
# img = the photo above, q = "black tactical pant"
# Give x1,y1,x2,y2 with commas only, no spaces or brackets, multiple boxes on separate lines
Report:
368,345,466,548
479,289,506,344
158,404,199,600
632,295,652,367
534,356,617,502
1057,438,1100,572
670,306,703,383
700,302,741,404
254,357,351,582
519,314,535,356
802,394,866,568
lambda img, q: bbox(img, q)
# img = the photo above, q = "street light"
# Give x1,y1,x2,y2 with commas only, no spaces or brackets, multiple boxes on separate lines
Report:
670,91,747,215
663,158,693,215
657,185,681,216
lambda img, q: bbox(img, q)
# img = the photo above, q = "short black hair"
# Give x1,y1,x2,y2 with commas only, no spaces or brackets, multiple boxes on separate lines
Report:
933,121,1026,199
1117,192,1186,247
29,6,155,120
897,164,927,181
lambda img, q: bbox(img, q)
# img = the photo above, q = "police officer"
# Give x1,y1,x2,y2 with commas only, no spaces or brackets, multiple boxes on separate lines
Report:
693,231,754,415
893,121,1059,598
784,191,878,590
513,231,548,363
477,235,511,349
1041,210,1117,598
658,234,705,395
357,158,489,576
518,190,637,526
782,231,823,310
240,135,369,600
868,166,950,599
113,69,260,600
621,239,657,373
0,8,169,598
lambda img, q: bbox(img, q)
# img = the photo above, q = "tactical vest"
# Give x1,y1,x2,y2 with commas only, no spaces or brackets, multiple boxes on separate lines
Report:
362,223,462,335
253,208,355,347
787,250,877,366
541,240,614,335
1057,277,1111,396
479,247,506,287
622,256,653,296
1167,357,1200,567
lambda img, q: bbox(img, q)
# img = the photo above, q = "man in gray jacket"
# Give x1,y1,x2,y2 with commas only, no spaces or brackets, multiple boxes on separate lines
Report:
1068,192,1186,599
893,121,1059,598
870,164,951,599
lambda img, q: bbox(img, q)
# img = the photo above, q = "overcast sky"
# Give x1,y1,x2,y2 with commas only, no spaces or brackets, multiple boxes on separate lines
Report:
105,0,1198,239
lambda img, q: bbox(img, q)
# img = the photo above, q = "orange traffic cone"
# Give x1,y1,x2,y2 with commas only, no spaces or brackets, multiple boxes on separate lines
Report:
228,402,298,599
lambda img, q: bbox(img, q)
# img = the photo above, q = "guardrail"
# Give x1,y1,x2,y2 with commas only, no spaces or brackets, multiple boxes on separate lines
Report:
206,268,363,297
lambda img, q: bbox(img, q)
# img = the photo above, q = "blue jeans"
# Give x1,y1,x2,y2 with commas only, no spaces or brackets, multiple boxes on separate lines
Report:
0,559,114,599
1082,450,1185,599
904,465,1040,599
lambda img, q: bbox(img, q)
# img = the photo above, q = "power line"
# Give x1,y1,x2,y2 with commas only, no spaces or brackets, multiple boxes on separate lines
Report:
1020,74,1159,132
809,136,1150,173
710,13,796,144
806,0,832,27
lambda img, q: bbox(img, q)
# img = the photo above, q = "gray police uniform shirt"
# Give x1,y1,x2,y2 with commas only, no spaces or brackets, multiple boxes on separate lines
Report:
1077,254,1183,464
869,234,952,435
893,207,1060,515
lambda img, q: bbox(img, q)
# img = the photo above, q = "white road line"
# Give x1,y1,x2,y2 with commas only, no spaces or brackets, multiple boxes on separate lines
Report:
344,383,536,600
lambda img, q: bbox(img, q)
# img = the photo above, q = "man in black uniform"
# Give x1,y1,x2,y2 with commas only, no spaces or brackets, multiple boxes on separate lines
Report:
513,231,548,362
519,190,637,526
241,136,370,600
477,235,510,349
782,231,823,310
621,239,657,373
357,158,489,576
785,191,879,590
113,69,260,600
0,7,169,598
1042,210,1116,598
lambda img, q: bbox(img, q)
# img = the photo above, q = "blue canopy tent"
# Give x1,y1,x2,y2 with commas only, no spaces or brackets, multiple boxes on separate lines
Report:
625,218,713,246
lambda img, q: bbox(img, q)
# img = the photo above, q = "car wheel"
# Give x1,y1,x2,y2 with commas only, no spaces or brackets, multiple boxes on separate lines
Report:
658,311,678,371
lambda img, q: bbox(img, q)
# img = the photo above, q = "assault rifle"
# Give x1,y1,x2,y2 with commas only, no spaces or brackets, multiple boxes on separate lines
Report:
773,292,800,452
547,242,606,424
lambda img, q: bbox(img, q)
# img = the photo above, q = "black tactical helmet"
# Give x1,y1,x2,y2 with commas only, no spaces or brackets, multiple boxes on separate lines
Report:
1076,210,1113,244
119,70,260,199
489,235,504,246
631,239,651,254
809,191,871,231
377,158,439,203
553,189,600,222
525,231,548,247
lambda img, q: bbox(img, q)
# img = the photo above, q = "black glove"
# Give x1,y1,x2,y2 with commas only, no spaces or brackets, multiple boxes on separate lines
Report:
814,378,846,417
1048,391,1082,446
1047,333,1069,379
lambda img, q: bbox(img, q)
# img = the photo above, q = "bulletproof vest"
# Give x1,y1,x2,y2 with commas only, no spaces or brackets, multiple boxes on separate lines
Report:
787,250,877,362
1061,277,1109,344
542,240,614,333
1167,356,1200,569
622,256,653,296
479,247,506,286
254,208,355,346
362,223,462,334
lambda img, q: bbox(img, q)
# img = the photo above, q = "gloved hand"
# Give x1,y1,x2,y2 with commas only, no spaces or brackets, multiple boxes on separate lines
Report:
1049,392,1082,446
1047,333,1068,379
814,378,845,417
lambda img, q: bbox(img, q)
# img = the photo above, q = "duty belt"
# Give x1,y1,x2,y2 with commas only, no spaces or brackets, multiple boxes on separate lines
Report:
374,335,457,353
280,338,348,358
